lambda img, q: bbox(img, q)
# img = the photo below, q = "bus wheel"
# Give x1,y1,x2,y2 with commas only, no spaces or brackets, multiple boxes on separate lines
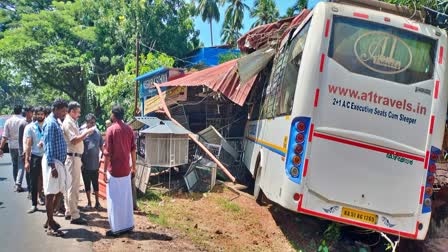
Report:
254,164,268,205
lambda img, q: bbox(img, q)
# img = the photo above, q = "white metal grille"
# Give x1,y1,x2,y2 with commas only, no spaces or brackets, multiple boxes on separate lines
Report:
145,134,189,167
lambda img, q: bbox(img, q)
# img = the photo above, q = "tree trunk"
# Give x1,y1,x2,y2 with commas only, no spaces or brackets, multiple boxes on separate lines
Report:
209,19,214,46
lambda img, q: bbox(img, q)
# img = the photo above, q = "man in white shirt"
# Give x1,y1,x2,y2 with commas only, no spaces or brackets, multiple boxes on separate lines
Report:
62,101,94,225
0,105,25,192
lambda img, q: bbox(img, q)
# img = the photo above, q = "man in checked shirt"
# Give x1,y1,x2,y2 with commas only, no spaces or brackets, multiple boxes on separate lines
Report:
42,99,70,237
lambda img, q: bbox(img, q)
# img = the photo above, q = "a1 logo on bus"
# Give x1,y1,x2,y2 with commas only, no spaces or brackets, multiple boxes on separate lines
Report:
354,31,412,74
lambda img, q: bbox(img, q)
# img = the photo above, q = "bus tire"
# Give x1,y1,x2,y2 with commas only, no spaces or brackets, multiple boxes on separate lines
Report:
254,164,268,205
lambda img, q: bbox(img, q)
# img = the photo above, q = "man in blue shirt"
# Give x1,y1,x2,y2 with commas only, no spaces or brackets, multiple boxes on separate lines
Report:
42,99,68,237
24,106,45,213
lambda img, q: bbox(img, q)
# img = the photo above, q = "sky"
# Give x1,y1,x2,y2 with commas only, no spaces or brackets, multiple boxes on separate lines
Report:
193,0,294,47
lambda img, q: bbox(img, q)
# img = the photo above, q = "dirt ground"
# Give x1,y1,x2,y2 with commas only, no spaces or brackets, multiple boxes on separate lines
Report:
80,183,328,252
77,181,448,252
75,187,199,251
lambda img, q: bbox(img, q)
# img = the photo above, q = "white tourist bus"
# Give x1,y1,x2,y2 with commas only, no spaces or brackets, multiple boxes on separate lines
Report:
243,1,447,240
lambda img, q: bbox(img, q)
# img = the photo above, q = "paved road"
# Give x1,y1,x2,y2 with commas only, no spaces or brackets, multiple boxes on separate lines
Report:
0,154,93,252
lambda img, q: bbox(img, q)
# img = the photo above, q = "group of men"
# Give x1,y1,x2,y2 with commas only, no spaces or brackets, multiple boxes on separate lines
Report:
0,99,137,238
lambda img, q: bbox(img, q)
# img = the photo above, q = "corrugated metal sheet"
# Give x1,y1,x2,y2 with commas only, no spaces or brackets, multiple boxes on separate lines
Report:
158,59,257,106
155,11,312,107
237,10,311,54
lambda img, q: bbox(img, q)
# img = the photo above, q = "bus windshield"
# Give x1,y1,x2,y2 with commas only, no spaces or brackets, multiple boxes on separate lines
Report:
329,16,437,84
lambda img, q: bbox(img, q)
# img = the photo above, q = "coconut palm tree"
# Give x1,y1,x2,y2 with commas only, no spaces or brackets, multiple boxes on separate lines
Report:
197,0,221,46
224,0,249,30
221,0,249,45
285,0,307,17
221,20,242,46
250,0,280,28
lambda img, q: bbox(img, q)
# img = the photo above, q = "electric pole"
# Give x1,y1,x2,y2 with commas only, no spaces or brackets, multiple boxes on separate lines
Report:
134,33,140,116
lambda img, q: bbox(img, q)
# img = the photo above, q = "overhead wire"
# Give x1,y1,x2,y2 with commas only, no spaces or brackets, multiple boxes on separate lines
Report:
139,41,197,66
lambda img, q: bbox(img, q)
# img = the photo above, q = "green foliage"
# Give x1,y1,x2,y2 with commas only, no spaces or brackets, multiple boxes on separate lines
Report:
318,240,329,252
0,1,94,112
383,0,438,10
218,51,241,63
221,0,249,45
197,0,221,23
285,0,307,18
250,0,279,28
323,223,341,244
317,222,341,252
0,0,198,116
196,0,221,45
89,52,174,126
221,20,242,46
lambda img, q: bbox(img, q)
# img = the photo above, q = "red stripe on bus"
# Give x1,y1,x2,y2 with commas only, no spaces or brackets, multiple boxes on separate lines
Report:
403,23,419,31
353,12,369,19
429,115,435,134
303,159,309,177
325,19,330,37
314,89,320,107
309,124,315,142
320,54,325,72
314,132,425,162
415,222,420,237
419,186,424,204
435,80,440,99
439,46,444,64
297,198,417,239
424,151,429,170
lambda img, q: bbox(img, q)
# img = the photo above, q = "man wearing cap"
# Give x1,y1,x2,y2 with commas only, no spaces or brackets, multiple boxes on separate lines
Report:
62,101,94,225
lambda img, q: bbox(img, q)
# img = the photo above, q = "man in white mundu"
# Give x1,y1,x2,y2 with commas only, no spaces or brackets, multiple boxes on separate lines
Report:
103,105,136,237
41,99,70,237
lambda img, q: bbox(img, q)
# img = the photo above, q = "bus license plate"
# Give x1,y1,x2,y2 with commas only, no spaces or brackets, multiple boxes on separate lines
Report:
341,207,378,225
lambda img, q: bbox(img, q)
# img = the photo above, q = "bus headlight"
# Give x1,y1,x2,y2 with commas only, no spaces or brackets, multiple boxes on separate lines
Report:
424,198,432,207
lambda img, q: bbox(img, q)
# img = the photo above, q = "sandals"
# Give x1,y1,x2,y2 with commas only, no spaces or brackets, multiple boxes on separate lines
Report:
94,203,103,210
47,228,64,237
43,221,61,230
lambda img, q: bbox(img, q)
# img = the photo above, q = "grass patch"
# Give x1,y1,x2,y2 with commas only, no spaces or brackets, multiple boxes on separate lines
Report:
139,189,164,202
216,198,241,213
148,212,168,226
138,187,242,250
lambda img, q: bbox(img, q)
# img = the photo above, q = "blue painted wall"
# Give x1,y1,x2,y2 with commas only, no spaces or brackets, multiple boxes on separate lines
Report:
186,47,240,67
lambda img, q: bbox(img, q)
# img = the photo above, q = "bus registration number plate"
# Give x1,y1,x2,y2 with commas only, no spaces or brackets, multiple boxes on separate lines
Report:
341,207,378,225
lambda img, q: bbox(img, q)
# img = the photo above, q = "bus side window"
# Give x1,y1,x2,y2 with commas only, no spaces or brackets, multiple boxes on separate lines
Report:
277,21,311,116
249,62,272,120
261,40,289,119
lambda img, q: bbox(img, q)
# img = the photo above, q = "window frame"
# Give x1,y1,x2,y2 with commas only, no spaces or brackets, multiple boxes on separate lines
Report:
276,21,311,117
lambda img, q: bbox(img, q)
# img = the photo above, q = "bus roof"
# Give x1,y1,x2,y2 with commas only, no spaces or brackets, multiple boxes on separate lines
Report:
309,0,425,23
